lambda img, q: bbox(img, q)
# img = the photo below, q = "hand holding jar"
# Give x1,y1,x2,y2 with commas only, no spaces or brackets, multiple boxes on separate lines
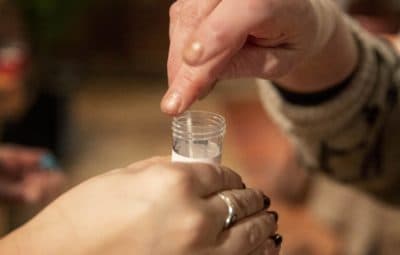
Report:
1,157,280,255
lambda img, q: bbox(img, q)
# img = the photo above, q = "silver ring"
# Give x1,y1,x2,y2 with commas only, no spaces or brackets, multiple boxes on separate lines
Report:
218,193,237,229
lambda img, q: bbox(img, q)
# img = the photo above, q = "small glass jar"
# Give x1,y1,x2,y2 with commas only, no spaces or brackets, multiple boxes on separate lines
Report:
172,111,226,165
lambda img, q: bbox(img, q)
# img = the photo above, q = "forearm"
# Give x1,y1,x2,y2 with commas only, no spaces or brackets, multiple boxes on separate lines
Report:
276,1,359,93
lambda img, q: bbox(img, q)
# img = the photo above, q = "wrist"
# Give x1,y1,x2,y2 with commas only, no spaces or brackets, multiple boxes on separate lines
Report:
275,2,359,93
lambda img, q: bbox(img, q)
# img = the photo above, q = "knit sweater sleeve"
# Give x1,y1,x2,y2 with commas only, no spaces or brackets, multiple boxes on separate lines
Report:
257,19,400,205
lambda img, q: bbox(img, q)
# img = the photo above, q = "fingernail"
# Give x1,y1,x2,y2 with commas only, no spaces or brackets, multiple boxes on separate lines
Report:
242,182,247,189
184,40,203,65
271,234,283,248
40,153,60,171
162,90,182,115
263,195,271,208
268,211,279,223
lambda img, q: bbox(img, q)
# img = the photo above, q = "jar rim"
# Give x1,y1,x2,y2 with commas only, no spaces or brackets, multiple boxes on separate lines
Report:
172,111,226,140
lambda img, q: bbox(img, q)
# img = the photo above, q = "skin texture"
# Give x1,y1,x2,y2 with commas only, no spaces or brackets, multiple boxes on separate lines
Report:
0,157,279,255
162,0,359,115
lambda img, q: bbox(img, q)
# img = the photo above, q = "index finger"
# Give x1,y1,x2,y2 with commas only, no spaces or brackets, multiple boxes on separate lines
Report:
168,0,222,84
162,0,258,115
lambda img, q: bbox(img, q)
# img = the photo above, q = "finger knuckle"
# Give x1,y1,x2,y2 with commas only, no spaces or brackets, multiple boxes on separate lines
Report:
166,167,195,193
229,193,249,217
195,162,216,173
181,210,210,246
261,213,277,234
253,190,265,208
147,162,169,173
148,156,166,163
180,67,196,84
245,221,264,246
199,164,223,186
242,191,259,213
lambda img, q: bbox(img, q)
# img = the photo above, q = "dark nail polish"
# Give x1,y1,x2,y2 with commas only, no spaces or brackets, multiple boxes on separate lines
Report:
263,195,271,208
268,211,279,223
271,234,283,247
242,182,247,189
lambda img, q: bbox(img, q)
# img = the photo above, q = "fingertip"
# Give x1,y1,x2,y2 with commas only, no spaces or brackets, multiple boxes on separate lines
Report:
163,61,215,116
161,90,183,116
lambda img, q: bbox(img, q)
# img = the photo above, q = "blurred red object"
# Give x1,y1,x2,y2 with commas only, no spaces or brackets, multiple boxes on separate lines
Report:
0,43,27,89
0,43,29,120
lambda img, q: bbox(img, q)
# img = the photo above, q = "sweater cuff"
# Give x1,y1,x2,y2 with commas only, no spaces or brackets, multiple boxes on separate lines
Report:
271,35,361,106
257,17,398,139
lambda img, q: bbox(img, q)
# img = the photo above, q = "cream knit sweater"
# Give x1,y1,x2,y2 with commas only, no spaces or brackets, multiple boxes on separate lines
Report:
258,19,400,205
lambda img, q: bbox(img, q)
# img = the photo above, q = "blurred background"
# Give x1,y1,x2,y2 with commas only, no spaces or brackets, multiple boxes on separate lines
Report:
0,1,399,255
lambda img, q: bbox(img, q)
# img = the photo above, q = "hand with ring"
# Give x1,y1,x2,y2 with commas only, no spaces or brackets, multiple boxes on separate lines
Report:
0,157,280,255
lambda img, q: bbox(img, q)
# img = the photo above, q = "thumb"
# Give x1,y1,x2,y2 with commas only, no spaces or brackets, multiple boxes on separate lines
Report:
161,1,255,116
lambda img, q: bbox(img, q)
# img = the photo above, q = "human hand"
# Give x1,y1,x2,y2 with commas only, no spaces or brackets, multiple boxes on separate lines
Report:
14,157,280,255
162,0,357,115
0,145,65,203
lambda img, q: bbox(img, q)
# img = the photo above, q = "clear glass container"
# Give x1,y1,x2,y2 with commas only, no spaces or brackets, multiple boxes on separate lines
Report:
172,111,226,165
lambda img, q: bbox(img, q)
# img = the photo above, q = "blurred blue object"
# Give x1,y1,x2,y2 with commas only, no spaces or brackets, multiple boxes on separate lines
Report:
39,153,60,171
